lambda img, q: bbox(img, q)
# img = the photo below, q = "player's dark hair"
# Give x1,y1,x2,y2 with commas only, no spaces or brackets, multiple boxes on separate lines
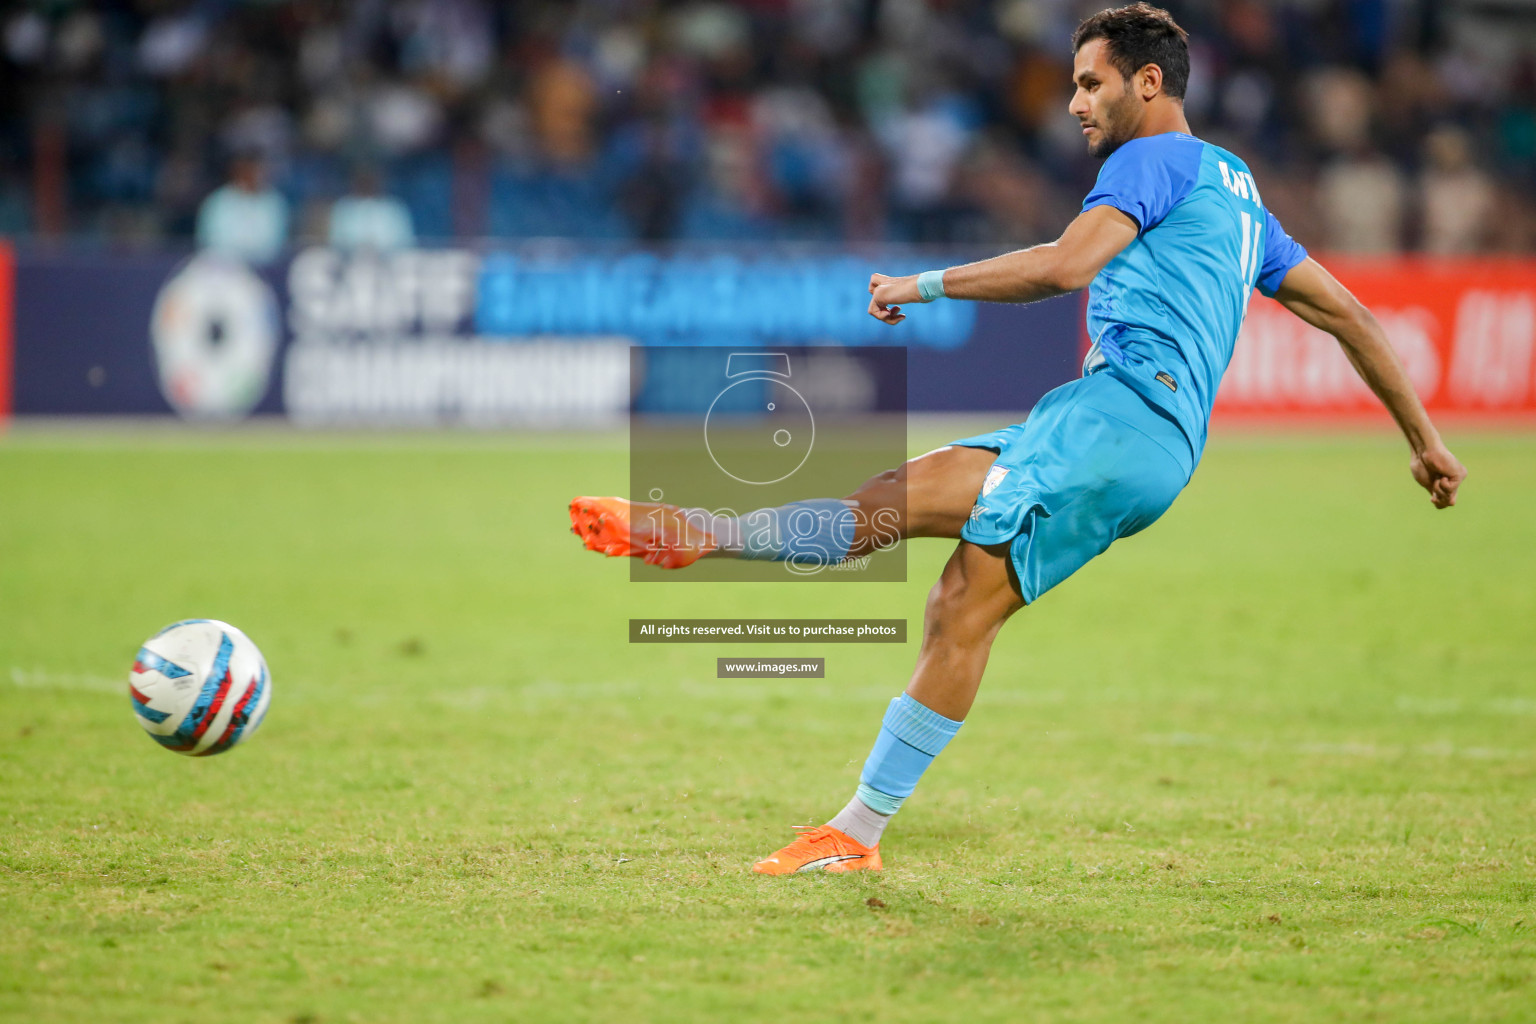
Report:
1072,4,1190,101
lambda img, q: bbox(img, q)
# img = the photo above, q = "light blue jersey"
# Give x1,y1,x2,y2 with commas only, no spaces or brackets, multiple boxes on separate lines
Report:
948,132,1307,602
1080,132,1308,461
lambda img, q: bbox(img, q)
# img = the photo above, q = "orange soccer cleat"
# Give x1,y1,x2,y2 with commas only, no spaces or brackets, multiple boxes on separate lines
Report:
568,496,719,569
752,825,882,875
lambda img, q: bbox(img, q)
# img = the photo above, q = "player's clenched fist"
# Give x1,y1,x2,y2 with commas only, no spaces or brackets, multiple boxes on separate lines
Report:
1410,444,1468,509
868,273,919,325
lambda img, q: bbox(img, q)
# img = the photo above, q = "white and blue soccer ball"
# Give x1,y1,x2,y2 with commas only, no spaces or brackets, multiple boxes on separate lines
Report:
129,620,271,756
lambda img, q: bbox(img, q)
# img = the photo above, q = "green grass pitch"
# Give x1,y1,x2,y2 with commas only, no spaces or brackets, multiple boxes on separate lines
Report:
1,424,1533,1023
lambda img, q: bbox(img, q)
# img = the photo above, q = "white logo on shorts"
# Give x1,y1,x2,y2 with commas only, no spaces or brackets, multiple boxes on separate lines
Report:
969,503,986,521
982,466,1009,496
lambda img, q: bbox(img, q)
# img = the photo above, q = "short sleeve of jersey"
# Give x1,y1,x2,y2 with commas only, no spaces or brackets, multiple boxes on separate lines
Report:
1256,208,1308,296
1080,134,1202,235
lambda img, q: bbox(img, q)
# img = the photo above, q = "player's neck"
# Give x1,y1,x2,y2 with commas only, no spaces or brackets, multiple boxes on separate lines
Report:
1132,101,1190,142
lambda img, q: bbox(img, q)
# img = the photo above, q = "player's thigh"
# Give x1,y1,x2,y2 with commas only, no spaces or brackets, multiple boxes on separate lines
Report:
846,444,997,546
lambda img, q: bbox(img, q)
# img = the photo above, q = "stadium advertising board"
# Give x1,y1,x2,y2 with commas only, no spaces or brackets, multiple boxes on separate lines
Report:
7,246,1536,423
1221,261,1536,421
7,246,1079,422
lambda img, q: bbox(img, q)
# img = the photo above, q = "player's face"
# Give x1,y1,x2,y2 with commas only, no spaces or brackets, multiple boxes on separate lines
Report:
1070,39,1142,159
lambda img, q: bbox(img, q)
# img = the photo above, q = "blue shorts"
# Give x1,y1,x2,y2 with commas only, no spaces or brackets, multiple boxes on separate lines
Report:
949,372,1194,603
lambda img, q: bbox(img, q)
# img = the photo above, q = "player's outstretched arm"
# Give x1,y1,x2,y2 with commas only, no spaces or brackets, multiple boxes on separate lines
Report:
867,206,1138,324
1272,258,1467,508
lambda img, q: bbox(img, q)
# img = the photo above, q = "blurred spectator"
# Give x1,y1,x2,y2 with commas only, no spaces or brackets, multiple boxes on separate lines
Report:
195,155,289,264
329,166,415,250
1487,184,1536,252
1305,68,1377,154
1319,147,1407,254
879,93,977,243
528,57,599,166
958,132,1069,245
1420,126,1493,254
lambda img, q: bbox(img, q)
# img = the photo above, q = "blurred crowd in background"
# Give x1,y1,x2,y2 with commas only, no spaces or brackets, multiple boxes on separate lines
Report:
3,0,1536,257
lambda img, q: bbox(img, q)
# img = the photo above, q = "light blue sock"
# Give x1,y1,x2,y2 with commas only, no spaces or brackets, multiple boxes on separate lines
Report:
855,693,963,815
736,498,855,567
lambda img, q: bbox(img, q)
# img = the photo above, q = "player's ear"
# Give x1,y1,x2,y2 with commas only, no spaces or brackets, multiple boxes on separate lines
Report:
1138,62,1163,101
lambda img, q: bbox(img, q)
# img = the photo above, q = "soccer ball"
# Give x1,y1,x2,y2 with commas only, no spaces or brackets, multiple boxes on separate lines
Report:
129,620,272,756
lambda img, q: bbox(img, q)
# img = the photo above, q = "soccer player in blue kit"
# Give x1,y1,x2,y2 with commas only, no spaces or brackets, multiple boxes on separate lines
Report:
569,3,1467,873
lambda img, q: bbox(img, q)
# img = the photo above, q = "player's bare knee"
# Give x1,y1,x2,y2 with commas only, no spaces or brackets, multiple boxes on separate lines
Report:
844,465,907,556
862,465,905,490
847,465,904,512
